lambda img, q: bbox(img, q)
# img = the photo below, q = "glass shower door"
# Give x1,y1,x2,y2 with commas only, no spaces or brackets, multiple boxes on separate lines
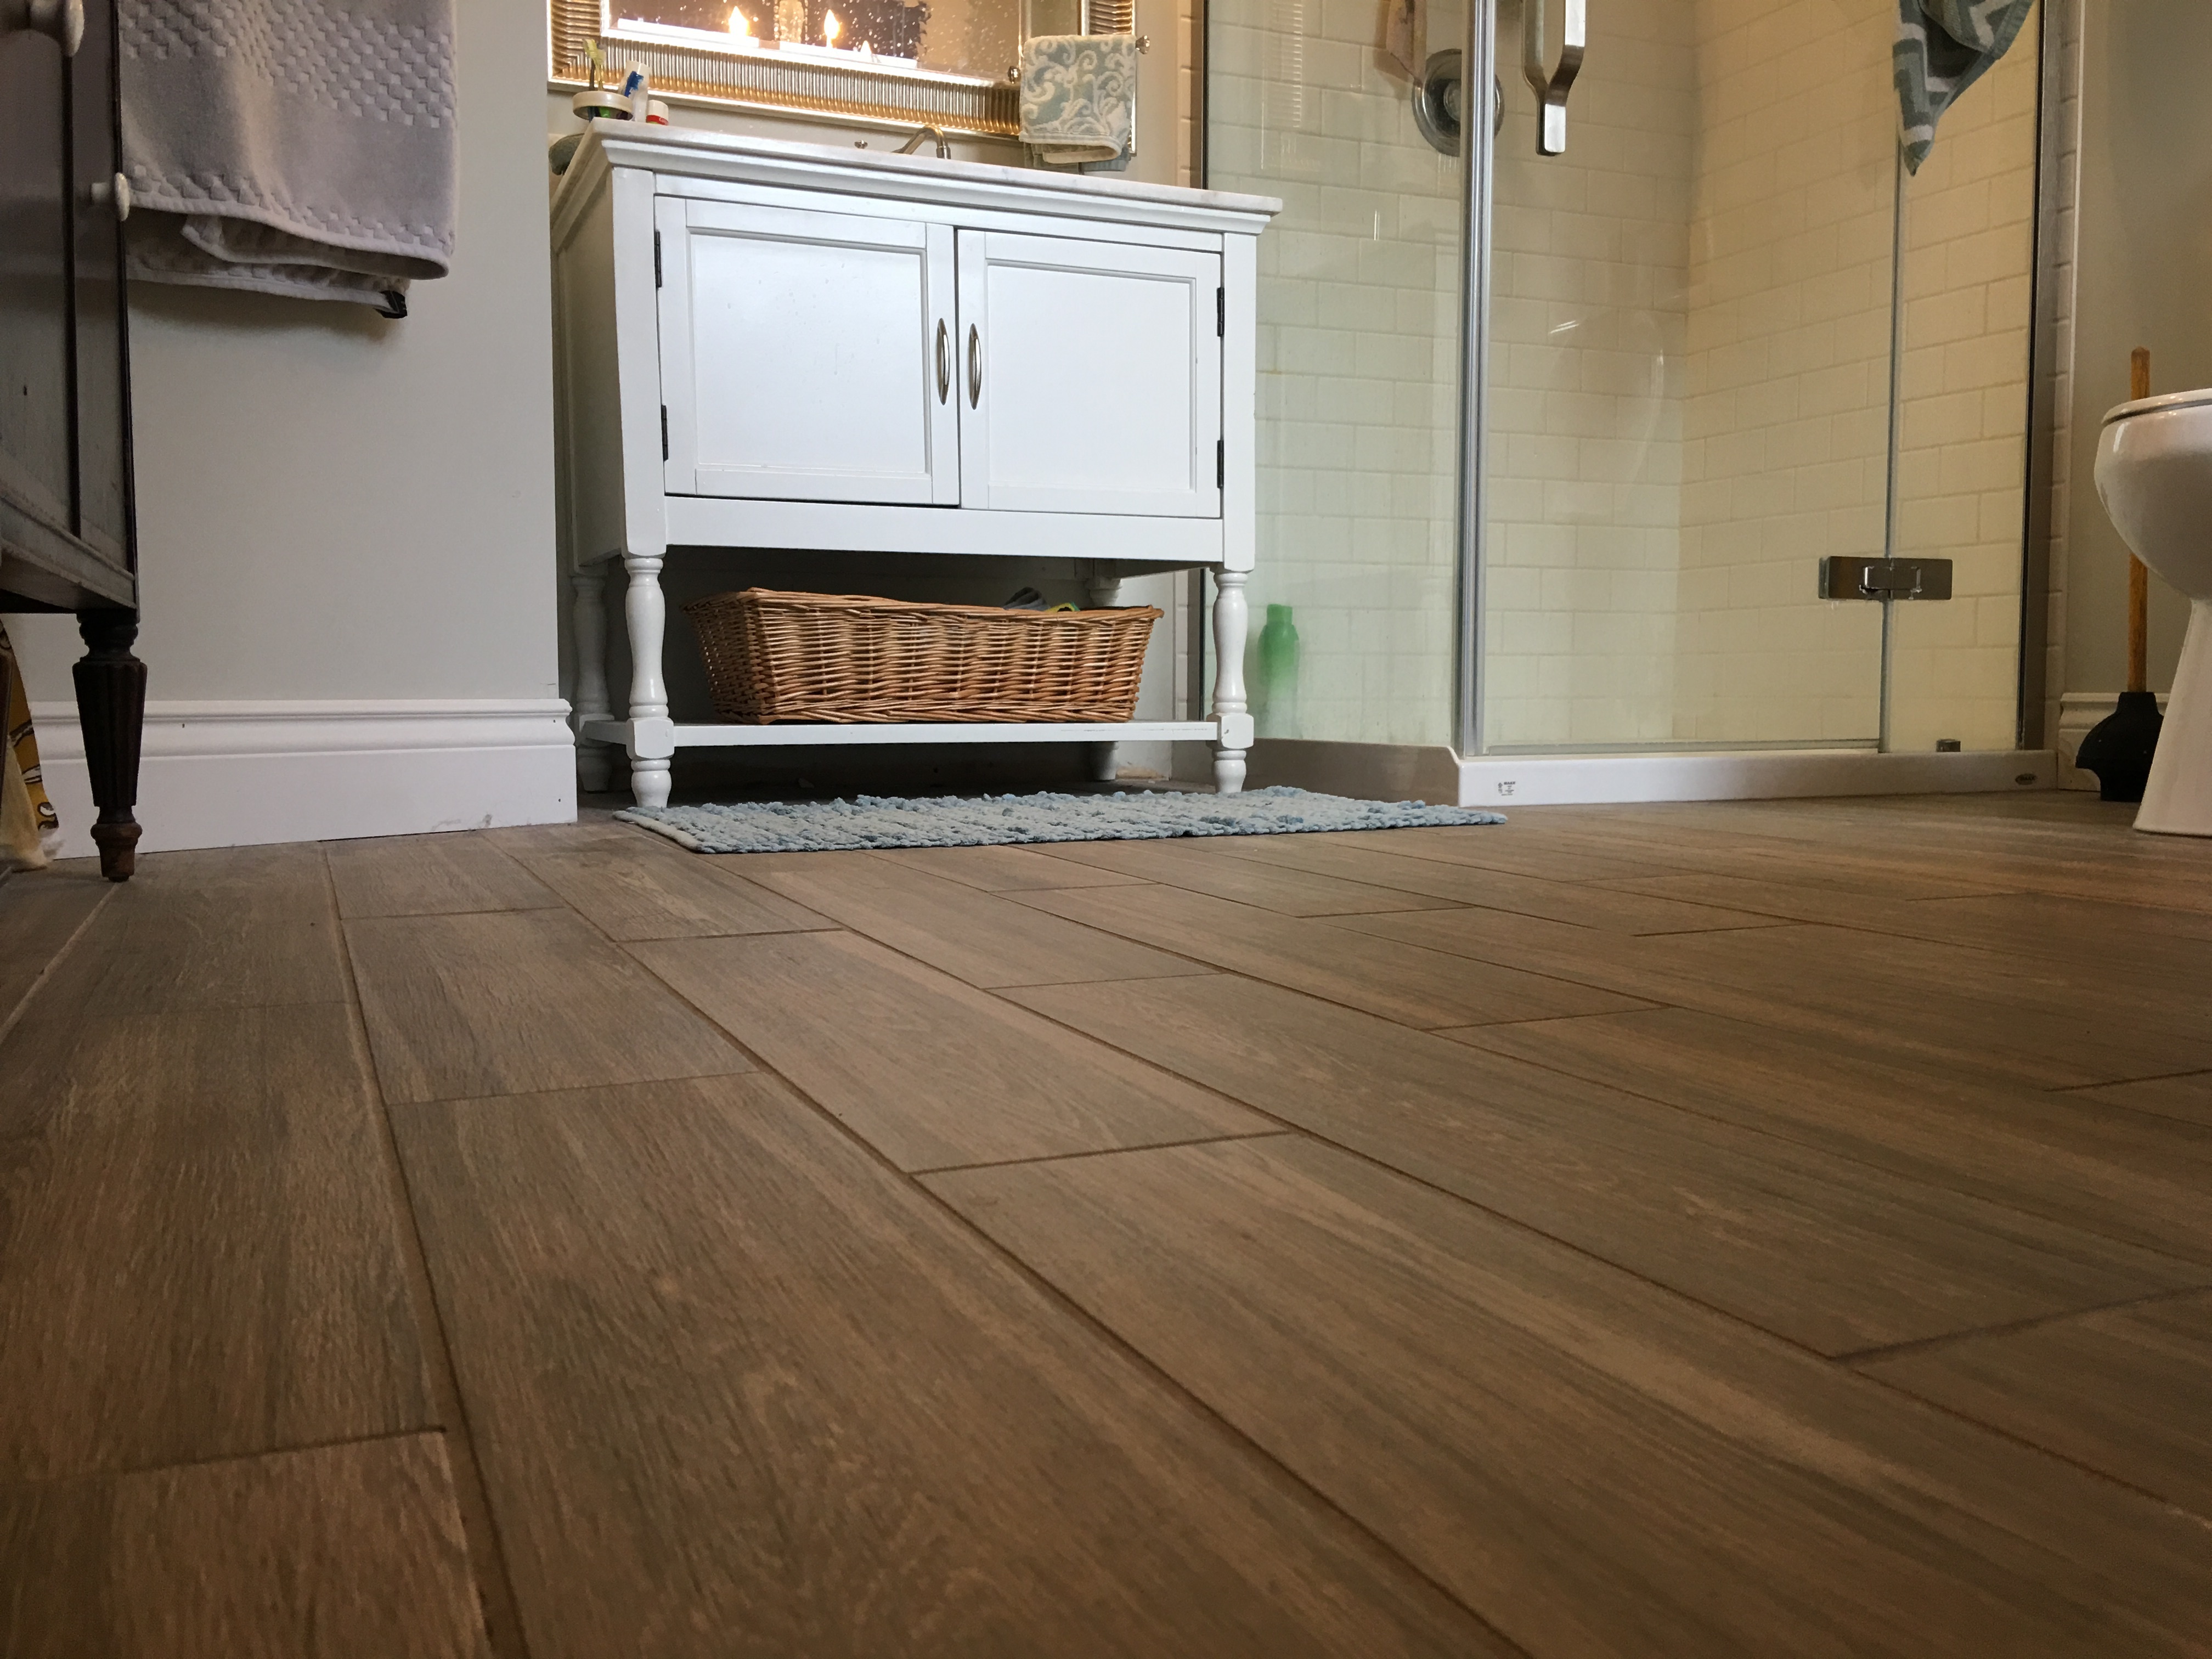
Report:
1480,0,1899,754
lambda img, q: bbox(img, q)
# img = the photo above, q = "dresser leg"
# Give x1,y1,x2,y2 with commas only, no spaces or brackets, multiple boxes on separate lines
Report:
1211,569,1251,795
73,610,146,881
622,550,674,809
571,564,615,793
1088,565,1124,784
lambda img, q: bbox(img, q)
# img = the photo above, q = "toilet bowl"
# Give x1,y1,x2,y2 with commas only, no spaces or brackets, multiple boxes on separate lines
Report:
2094,388,2212,836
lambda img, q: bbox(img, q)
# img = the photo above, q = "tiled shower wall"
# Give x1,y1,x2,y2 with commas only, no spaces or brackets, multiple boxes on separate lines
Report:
1207,0,1466,747
1481,0,1696,749
1669,0,1899,744
1887,25,2041,752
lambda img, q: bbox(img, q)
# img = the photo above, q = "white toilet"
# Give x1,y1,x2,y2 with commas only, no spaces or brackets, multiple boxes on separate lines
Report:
2094,388,2212,836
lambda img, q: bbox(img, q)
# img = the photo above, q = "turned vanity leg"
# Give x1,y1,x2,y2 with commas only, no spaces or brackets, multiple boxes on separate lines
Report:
622,549,674,809
571,562,616,793
1088,564,1123,784
1211,568,1251,794
72,610,147,881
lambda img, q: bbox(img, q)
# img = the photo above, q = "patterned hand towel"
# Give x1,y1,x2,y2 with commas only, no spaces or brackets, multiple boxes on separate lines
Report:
120,0,458,315
1019,34,1137,167
1894,0,2034,173
0,621,59,871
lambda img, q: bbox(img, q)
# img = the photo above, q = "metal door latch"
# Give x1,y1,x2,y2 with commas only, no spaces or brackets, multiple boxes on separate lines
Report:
1818,557,1954,601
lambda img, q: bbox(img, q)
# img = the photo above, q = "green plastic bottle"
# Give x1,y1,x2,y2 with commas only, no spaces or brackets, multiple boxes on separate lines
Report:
1256,603,1300,738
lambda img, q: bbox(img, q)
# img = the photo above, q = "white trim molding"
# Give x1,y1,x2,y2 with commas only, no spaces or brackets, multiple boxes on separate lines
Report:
1248,737,2057,808
29,699,577,859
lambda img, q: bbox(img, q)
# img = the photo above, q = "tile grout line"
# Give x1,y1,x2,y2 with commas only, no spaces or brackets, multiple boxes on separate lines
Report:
909,1128,1297,1179
0,880,115,1047
0,1425,471,1494
1833,1282,2212,1368
323,843,534,1659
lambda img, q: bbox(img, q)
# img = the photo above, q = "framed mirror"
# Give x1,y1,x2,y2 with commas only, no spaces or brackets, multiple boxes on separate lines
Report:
549,0,1026,136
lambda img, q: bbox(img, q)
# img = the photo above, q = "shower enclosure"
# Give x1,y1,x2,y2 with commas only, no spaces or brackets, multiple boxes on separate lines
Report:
1208,0,2049,799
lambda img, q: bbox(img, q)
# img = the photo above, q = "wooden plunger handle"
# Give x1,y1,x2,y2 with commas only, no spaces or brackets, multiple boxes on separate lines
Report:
2129,348,2151,695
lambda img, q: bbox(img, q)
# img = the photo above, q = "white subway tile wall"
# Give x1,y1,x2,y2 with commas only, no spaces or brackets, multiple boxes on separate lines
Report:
1209,0,1464,746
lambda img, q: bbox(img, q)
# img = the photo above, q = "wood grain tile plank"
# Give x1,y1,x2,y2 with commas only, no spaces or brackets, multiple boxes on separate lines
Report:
0,1003,433,1481
0,866,108,1028
1860,1293,2212,1521
509,837,832,941
874,842,1149,891
1013,884,1654,1028
1336,910,2212,1087
0,1434,488,1658
391,1076,1500,1659
328,833,563,919
2067,1072,2212,1128
928,1137,2212,1658
1002,975,2200,1353
1031,837,1464,917
347,909,750,1105
744,851,1207,988
28,843,349,1012
1450,1007,2212,1266
1285,825,1675,883
1204,835,1787,933
633,931,1267,1170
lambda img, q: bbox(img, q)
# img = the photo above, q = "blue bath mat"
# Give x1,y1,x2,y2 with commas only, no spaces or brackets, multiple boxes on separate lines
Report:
618,786,1504,854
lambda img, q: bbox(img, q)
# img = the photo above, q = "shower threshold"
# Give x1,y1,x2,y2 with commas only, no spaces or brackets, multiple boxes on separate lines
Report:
1244,739,2057,809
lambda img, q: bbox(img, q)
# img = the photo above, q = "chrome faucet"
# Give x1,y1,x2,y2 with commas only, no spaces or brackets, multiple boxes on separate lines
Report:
895,124,952,159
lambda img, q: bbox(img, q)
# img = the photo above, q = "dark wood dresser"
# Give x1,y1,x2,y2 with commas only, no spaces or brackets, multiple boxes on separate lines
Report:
1,0,143,880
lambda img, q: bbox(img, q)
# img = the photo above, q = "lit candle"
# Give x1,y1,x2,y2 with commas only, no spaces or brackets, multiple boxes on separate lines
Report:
822,9,840,46
727,6,749,35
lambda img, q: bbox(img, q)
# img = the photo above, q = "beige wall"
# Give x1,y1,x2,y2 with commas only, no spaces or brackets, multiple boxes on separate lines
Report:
2062,0,2212,701
14,0,560,708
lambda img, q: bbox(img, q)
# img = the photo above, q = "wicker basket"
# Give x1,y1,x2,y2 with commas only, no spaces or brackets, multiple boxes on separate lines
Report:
682,588,1163,724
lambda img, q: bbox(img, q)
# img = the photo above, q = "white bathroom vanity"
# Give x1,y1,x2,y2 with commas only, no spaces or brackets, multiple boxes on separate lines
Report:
550,122,1278,805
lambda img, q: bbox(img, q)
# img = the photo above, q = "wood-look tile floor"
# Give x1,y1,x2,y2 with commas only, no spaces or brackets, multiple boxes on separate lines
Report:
4,792,2211,1656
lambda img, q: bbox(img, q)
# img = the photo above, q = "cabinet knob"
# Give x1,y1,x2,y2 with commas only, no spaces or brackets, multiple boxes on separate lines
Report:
88,172,132,221
967,323,981,409
0,0,84,54
935,319,949,404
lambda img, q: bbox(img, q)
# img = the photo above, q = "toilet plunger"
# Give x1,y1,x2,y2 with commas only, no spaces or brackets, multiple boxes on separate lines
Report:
2076,347,2165,801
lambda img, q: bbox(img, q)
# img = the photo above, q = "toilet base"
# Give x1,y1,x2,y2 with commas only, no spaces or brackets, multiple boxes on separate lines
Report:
2135,597,2212,836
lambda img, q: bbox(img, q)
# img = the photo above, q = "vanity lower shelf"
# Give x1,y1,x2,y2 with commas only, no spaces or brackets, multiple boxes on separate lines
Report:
583,719,1220,749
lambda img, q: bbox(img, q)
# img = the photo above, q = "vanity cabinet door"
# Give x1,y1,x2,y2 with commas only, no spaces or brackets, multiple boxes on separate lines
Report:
659,198,958,505
955,232,1222,518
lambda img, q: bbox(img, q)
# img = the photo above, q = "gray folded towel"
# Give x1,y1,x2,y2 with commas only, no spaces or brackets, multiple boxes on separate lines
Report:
1019,34,1137,168
1894,0,2034,174
119,0,458,314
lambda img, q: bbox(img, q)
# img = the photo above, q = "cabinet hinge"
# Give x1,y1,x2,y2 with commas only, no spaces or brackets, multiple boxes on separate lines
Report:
1216,287,1224,337
1216,438,1224,489
661,405,669,460
654,231,663,289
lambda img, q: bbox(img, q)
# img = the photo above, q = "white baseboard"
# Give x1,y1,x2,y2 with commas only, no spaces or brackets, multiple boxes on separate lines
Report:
1456,747,2057,808
2056,691,2168,791
29,699,577,859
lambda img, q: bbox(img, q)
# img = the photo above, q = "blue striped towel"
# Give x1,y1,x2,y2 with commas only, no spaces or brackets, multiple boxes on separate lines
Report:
1895,0,2035,173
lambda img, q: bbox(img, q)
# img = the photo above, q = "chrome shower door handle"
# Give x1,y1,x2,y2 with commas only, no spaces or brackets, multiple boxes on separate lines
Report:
967,323,981,408
935,320,950,403
1521,0,1584,156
